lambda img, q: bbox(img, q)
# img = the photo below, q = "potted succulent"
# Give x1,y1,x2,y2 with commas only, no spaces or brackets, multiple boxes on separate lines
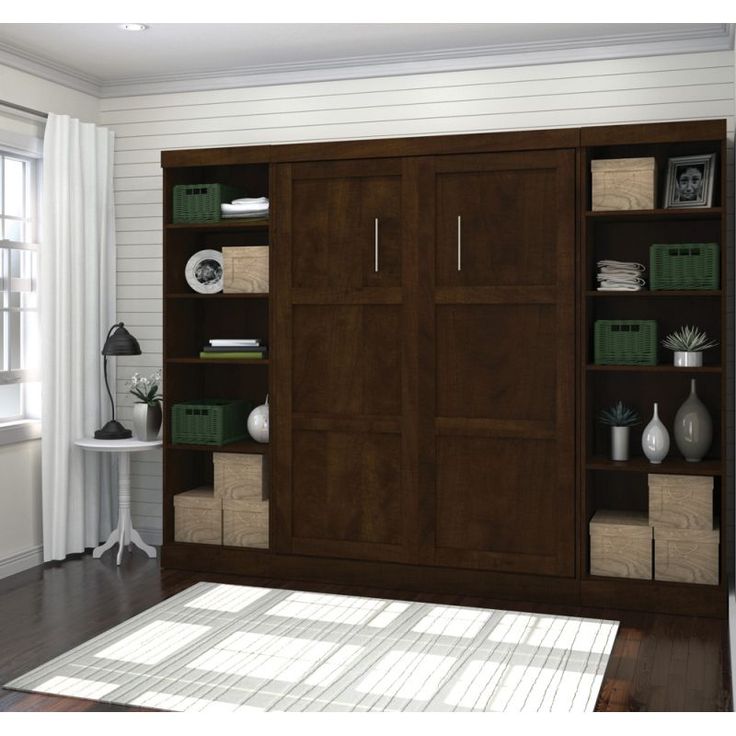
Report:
661,325,718,367
599,401,640,461
128,370,163,441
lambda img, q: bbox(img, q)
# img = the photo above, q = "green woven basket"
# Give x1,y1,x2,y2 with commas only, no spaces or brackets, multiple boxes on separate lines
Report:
649,243,719,290
594,320,658,365
172,183,241,224
171,399,253,445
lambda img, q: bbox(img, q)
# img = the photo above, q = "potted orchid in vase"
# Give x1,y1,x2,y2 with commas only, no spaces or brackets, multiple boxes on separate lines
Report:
128,370,163,441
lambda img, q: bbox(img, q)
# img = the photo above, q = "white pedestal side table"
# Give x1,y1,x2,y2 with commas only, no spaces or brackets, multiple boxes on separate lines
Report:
75,437,162,565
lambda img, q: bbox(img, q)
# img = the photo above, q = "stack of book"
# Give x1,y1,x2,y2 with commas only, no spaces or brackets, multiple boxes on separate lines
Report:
200,339,267,360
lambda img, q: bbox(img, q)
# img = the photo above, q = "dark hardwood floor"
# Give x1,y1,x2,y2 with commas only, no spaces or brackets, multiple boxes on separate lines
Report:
0,550,731,712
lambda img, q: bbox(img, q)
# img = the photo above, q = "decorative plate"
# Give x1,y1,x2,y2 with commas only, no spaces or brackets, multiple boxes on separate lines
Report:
185,249,223,294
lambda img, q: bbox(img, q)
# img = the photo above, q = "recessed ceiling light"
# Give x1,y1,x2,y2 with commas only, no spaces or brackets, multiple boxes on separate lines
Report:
120,24,148,32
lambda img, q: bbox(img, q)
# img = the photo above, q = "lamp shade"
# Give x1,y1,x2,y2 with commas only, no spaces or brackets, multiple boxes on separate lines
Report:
102,323,141,356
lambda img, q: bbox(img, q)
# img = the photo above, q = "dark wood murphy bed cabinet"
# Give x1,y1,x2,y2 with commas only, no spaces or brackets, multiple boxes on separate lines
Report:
161,120,729,618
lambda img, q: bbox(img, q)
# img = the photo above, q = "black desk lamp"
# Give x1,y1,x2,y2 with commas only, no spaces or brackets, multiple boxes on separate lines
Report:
94,322,141,439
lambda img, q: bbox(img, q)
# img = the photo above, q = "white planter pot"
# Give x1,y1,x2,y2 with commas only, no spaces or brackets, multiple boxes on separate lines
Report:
674,351,702,367
610,426,630,461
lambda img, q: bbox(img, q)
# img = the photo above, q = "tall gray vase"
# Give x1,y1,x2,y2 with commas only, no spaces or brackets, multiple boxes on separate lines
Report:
133,402,162,441
674,378,712,462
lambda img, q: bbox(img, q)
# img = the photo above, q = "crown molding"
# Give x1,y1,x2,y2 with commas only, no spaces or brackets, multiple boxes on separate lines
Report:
0,41,102,97
0,24,732,101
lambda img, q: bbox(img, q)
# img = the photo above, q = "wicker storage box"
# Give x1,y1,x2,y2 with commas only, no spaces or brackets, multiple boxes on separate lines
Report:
223,246,269,293
174,487,222,545
590,509,652,580
591,157,656,211
214,452,266,500
172,183,240,223
648,474,713,530
649,243,719,290
654,525,719,584
223,499,269,548
171,399,252,446
594,320,658,365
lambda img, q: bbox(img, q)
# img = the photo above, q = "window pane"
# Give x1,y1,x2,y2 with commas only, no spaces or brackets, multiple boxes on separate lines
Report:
4,219,24,242
0,384,21,420
24,381,40,419
0,309,6,371
22,309,39,370
9,309,20,370
4,158,25,218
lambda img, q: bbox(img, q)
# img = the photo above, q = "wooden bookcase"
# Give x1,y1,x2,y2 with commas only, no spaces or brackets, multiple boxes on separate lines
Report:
160,121,730,619
161,149,273,555
577,120,729,615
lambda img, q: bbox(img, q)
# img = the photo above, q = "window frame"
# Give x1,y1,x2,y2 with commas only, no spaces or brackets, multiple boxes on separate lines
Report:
0,148,41,445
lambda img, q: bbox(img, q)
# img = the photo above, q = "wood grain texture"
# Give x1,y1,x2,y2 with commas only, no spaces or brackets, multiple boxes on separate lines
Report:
222,246,269,293
654,527,720,585
214,452,266,501
648,474,714,530
222,499,269,548
0,555,731,712
429,148,576,578
591,157,656,210
173,488,222,545
590,510,652,580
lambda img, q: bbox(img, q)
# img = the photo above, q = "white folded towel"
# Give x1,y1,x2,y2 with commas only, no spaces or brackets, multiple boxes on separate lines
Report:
597,260,645,271
221,203,269,214
231,197,268,205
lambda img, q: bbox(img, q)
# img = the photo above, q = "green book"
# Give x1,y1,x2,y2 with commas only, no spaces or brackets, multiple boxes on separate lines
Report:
199,352,266,359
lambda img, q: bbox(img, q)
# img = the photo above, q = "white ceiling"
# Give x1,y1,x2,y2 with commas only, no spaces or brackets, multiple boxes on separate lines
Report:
0,23,732,98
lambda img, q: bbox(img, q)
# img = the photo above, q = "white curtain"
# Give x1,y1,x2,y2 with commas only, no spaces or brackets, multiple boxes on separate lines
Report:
40,113,117,561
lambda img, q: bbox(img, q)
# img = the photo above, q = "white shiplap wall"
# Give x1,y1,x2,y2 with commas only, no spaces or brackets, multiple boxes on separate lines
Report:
99,49,736,542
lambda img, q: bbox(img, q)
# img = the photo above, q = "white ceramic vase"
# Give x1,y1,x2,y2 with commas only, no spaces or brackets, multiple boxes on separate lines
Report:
247,396,269,443
610,426,630,461
674,351,702,367
641,402,669,464
133,402,162,441
673,378,712,462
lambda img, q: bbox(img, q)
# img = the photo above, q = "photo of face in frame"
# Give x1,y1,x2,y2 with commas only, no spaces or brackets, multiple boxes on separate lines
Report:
664,153,715,209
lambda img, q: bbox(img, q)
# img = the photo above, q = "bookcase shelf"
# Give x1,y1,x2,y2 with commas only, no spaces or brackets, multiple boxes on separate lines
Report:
580,122,728,594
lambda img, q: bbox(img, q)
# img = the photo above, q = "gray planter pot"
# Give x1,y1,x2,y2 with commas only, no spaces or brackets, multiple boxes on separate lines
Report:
610,426,630,461
133,402,162,441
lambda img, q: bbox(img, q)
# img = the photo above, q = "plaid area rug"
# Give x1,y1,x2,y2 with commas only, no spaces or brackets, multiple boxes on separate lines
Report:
6,582,617,712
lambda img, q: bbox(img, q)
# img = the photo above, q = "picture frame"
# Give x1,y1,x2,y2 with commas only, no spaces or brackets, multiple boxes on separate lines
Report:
185,249,223,293
663,153,715,209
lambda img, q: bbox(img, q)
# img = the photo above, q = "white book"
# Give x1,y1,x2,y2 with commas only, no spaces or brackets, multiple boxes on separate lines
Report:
209,339,261,346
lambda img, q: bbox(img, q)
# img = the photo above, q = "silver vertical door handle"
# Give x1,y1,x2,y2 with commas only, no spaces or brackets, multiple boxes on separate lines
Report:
374,217,379,272
457,215,462,271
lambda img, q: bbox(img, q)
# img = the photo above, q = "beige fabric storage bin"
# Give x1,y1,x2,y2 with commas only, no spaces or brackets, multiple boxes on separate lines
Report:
589,509,652,580
648,474,713,530
214,452,266,500
654,525,719,584
223,499,269,548
591,157,656,211
223,246,268,293
174,487,222,545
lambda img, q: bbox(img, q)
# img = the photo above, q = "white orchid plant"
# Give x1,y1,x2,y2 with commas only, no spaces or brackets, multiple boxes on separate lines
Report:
128,370,163,406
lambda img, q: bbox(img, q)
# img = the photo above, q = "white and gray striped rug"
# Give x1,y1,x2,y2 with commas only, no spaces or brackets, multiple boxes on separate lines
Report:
6,582,618,712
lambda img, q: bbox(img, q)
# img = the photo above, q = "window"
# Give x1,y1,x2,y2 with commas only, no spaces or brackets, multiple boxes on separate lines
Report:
0,150,40,437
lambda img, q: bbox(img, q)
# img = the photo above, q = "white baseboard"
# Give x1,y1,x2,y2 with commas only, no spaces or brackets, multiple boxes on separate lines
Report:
0,544,43,580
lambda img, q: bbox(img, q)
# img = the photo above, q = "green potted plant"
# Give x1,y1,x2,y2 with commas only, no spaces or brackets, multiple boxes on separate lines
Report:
599,401,640,461
661,325,718,367
128,370,163,441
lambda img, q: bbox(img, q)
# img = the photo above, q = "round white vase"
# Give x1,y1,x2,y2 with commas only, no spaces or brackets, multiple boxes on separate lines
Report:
610,426,630,461
247,396,269,443
673,378,712,462
674,351,702,367
641,402,669,464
